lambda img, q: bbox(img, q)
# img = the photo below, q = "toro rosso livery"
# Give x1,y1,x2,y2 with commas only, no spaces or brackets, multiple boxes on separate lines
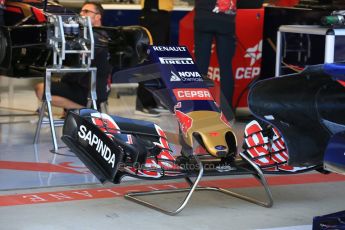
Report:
247,62,345,229
61,45,344,215
62,46,239,184
63,46,272,215
7,0,343,218
247,63,345,175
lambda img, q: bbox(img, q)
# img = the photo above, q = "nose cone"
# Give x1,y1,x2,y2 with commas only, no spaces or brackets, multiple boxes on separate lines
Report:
181,111,237,158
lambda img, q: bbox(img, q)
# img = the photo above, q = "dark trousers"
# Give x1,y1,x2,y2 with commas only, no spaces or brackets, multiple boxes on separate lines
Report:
139,10,171,45
0,9,3,26
136,10,171,110
194,14,236,119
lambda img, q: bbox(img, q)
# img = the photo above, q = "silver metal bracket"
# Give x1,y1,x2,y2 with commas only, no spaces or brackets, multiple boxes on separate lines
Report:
33,15,97,152
125,152,273,215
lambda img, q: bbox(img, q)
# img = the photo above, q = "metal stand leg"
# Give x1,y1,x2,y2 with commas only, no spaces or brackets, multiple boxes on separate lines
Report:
46,100,58,152
238,152,273,207
33,101,46,145
33,66,97,152
275,30,282,77
33,100,59,152
125,152,273,215
125,154,204,216
191,152,273,208
33,70,59,152
90,69,98,110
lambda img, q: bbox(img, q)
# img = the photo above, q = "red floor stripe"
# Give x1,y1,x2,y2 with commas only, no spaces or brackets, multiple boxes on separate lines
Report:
0,173,344,207
0,161,85,174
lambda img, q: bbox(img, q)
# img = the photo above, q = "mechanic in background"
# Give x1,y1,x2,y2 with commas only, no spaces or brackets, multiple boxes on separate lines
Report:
35,1,111,115
194,0,237,121
134,0,173,117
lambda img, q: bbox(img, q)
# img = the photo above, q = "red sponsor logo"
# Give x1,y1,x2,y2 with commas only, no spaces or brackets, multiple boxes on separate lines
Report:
173,88,213,101
208,132,219,137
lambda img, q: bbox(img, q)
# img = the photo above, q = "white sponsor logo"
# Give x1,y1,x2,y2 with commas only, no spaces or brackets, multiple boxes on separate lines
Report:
78,125,116,168
208,67,220,82
235,67,260,79
170,71,203,82
170,71,181,81
236,40,262,79
159,57,194,65
175,89,212,99
245,40,262,66
178,71,201,79
153,46,187,52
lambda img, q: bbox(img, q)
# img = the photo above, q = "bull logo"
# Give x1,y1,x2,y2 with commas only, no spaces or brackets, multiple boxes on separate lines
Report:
174,102,193,135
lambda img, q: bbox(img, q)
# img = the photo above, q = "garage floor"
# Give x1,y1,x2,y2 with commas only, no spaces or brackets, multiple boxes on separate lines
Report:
0,77,345,230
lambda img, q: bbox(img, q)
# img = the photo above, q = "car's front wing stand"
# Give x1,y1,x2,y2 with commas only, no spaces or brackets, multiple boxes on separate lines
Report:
33,15,96,153
125,152,273,216
33,67,97,152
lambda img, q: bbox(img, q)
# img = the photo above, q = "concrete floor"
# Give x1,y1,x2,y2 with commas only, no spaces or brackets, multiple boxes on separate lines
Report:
0,76,345,230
